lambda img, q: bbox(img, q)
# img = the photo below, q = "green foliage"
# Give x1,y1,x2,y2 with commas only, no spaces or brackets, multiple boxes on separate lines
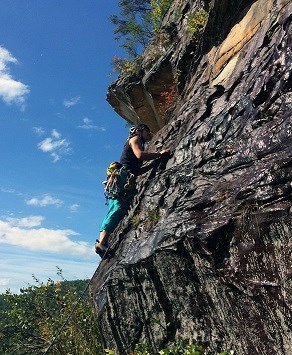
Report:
110,0,174,61
173,69,181,84
131,214,141,228
133,341,151,354
131,207,160,232
187,9,209,36
124,341,234,355
159,342,204,355
110,0,153,57
144,207,160,231
151,0,174,33
112,55,142,76
0,269,103,355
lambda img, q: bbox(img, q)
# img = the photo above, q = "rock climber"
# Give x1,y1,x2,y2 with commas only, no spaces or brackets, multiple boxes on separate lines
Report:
95,123,170,256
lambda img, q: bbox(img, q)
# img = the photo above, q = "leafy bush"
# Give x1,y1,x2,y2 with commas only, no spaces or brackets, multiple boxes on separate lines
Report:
159,342,204,354
187,9,209,36
144,207,160,231
0,269,102,355
112,55,142,76
133,342,234,355
131,214,141,228
151,0,174,33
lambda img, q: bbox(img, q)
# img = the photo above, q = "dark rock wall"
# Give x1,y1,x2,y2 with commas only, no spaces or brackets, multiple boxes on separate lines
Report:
92,0,292,354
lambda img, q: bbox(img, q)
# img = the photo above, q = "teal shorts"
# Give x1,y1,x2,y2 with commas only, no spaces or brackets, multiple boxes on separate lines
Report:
99,198,130,233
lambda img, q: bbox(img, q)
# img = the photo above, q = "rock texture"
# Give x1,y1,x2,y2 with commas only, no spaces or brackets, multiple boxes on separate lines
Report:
92,0,292,354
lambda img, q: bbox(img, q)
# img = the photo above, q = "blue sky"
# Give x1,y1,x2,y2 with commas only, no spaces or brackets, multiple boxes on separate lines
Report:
0,0,130,293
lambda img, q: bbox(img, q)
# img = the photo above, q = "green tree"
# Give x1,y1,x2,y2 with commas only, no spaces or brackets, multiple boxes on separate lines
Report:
110,0,153,57
0,270,103,355
110,0,174,58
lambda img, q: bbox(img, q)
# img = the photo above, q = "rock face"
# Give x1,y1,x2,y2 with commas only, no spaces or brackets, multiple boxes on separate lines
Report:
92,0,292,354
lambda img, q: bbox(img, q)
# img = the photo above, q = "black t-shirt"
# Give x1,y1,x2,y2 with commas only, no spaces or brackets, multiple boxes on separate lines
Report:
120,137,144,175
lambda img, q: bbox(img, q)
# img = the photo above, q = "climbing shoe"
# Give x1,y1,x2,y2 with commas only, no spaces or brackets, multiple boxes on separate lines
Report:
95,240,108,257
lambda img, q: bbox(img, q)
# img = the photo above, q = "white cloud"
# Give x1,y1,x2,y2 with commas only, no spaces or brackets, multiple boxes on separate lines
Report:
51,128,61,139
38,129,72,162
63,96,80,108
0,187,24,198
0,218,92,256
69,204,79,212
32,126,45,136
26,194,63,207
6,216,45,228
0,278,9,287
78,117,106,131
0,46,29,109
0,187,16,194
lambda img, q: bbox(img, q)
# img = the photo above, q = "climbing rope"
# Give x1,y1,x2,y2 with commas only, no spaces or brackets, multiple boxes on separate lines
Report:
43,247,110,354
